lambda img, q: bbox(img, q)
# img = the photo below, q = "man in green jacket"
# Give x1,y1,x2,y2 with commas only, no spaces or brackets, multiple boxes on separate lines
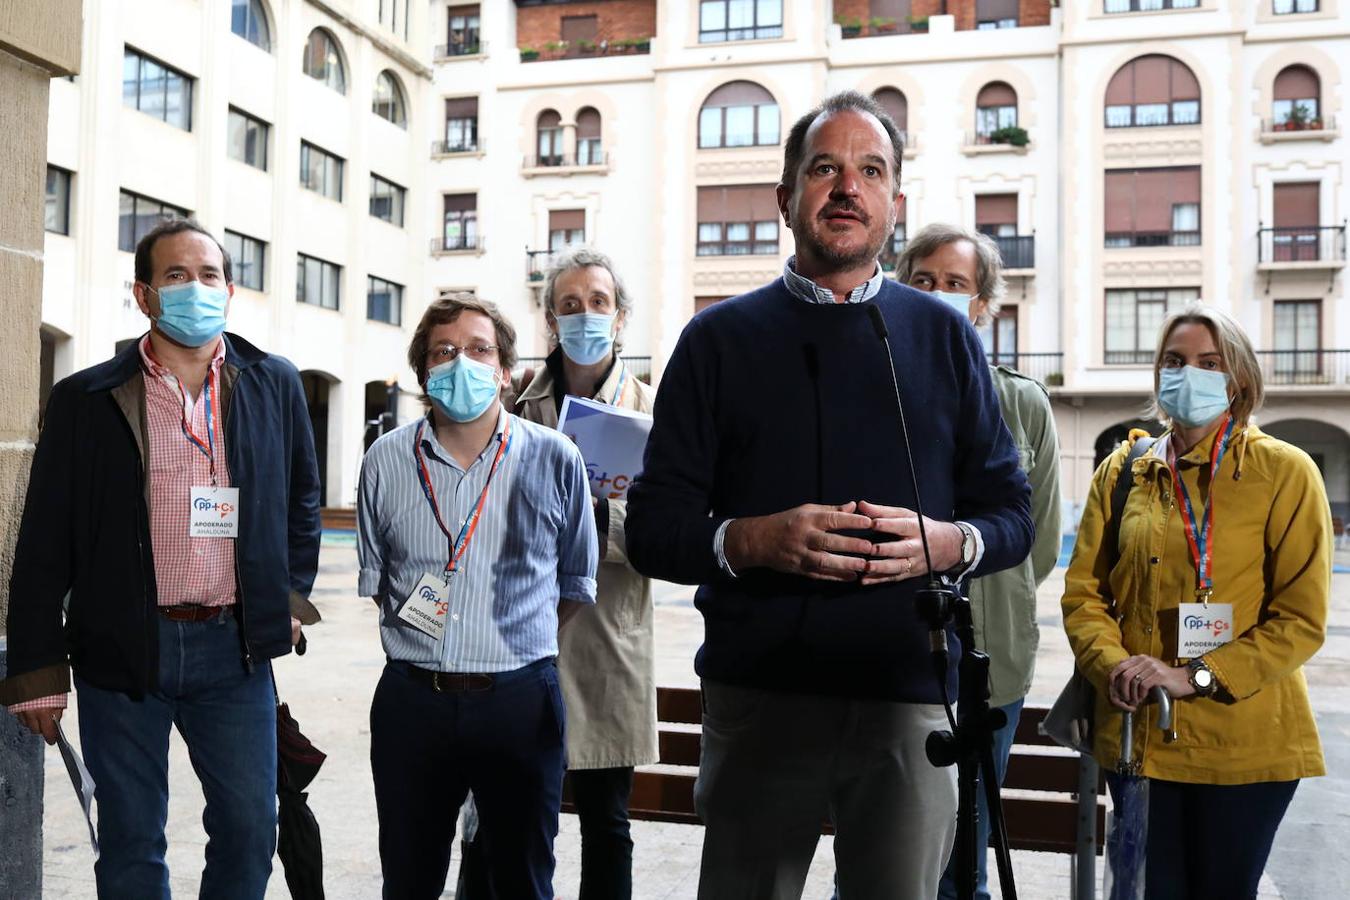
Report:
897,223,1062,900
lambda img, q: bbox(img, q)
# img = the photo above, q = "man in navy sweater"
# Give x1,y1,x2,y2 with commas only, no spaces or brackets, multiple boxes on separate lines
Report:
625,92,1033,898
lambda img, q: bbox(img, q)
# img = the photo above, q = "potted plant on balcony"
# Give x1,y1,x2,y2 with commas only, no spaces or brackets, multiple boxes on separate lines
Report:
576,39,596,56
989,125,1030,147
870,16,898,33
836,15,863,37
634,35,651,52
1044,372,1064,387
544,40,567,58
908,14,930,32
519,45,539,62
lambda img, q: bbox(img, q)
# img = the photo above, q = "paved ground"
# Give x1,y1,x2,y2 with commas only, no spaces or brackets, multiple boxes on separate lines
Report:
36,537,1349,898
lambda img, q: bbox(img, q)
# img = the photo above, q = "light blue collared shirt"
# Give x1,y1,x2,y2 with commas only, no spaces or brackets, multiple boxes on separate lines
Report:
357,407,598,672
782,255,885,305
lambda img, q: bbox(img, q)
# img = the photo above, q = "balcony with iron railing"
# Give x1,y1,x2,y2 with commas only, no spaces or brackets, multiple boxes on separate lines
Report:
522,152,610,174
434,39,486,59
994,235,1035,272
1256,349,1350,387
988,352,1064,386
432,138,480,156
1260,113,1335,139
431,233,481,254
1257,224,1347,268
1104,230,1201,248
526,249,553,282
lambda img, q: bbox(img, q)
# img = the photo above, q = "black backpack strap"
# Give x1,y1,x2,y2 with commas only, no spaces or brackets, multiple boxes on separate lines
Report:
1108,435,1157,564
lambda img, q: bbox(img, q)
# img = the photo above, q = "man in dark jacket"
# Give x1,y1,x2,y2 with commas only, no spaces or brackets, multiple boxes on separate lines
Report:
625,92,1032,898
0,218,321,899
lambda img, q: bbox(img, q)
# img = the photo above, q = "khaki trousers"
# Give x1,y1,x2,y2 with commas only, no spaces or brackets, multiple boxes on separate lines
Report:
694,681,958,900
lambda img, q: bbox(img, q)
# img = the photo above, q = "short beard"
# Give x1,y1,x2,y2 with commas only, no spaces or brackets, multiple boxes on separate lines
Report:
796,209,895,272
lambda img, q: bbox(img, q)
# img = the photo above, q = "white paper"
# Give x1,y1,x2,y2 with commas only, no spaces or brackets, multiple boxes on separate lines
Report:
397,573,449,639
556,396,653,502
56,723,99,857
189,486,240,538
1177,602,1234,658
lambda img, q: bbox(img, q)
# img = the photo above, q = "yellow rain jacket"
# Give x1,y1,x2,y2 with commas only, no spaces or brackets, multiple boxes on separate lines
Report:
1062,424,1329,784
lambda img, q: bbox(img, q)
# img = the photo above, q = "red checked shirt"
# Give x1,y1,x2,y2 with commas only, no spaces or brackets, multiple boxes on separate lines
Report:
9,336,237,714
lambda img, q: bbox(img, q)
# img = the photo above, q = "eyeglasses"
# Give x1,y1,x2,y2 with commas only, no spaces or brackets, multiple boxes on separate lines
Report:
428,342,499,364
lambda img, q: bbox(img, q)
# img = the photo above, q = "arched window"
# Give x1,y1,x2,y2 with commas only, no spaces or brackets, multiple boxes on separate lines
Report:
576,107,602,165
1273,65,1321,130
975,82,1018,141
872,87,909,137
1104,55,1200,128
698,81,779,149
231,0,271,51
373,71,407,128
536,110,563,166
303,29,346,95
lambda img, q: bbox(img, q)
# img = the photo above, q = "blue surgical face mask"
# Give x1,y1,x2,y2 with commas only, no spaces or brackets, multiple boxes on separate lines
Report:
556,312,616,366
1158,365,1231,428
931,290,975,317
425,355,501,423
152,281,229,347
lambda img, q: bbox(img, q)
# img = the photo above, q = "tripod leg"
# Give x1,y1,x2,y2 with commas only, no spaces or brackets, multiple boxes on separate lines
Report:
980,743,1018,900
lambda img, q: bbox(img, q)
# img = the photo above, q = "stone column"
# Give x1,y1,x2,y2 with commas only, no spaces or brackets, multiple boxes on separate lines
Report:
0,3,83,896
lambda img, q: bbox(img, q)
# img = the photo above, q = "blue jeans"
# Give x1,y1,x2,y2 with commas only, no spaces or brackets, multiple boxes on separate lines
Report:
76,610,277,900
936,698,1024,900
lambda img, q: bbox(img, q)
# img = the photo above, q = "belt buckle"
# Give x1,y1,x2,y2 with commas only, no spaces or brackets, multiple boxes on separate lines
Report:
432,671,445,693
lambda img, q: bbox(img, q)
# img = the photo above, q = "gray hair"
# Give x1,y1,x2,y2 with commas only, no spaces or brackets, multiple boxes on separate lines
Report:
542,245,633,345
894,223,1006,325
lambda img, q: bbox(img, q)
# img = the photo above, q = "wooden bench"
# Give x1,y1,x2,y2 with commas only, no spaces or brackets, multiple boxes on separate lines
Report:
563,687,1106,897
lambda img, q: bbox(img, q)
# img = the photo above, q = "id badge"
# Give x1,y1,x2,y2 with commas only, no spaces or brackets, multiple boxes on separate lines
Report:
397,573,450,640
1177,602,1234,658
189,486,240,538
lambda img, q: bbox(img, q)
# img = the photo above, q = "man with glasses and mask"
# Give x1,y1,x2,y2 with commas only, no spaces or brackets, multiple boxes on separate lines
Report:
357,293,597,899
626,93,1032,897
1,217,321,898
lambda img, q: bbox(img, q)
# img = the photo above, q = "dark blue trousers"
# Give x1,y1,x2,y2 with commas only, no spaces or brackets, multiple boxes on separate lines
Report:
369,657,565,900
1107,776,1298,900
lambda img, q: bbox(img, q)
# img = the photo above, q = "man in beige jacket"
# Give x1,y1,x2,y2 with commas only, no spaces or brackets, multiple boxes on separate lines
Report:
511,246,658,899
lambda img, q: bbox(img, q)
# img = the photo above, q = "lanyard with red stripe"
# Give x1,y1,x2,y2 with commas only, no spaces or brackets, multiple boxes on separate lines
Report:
1170,414,1235,605
177,369,219,486
414,417,513,580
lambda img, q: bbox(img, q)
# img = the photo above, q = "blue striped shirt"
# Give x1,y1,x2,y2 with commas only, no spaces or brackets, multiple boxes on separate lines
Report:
357,407,598,672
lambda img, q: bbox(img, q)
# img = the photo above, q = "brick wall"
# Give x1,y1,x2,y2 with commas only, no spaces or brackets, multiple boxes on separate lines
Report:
516,0,657,51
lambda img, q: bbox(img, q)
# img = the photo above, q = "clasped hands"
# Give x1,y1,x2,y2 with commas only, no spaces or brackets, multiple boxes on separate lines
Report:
724,501,963,585
1107,654,1196,712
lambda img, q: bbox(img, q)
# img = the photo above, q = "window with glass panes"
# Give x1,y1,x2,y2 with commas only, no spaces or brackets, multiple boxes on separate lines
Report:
447,5,481,55
228,107,269,170
576,108,603,165
224,230,266,291
302,29,346,94
444,97,478,152
978,307,1018,367
975,83,1017,139
536,110,563,165
549,210,585,251
698,81,780,148
976,0,1019,27
300,141,344,201
367,276,403,325
1273,0,1318,13
1272,65,1320,128
1104,0,1199,10
45,166,72,235
296,253,341,309
1273,300,1321,378
443,194,478,250
231,0,271,51
1104,55,1201,128
118,190,189,252
700,0,783,42
1104,288,1198,364
373,71,407,128
370,175,406,226
696,185,779,255
123,47,193,131
1104,167,1201,247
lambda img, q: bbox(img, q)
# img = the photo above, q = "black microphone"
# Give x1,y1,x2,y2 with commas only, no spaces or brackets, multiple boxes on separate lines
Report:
866,302,954,661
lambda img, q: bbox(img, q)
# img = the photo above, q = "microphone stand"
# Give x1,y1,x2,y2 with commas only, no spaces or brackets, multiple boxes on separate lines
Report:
866,303,1017,900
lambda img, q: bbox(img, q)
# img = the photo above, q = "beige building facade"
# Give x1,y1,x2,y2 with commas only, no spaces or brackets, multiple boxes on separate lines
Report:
431,0,1348,530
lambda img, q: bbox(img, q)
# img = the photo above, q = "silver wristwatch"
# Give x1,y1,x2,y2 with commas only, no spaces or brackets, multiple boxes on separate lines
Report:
953,522,976,572
1187,658,1216,697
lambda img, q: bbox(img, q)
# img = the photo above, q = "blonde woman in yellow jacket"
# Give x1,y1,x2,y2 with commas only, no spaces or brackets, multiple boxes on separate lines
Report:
1062,305,1329,899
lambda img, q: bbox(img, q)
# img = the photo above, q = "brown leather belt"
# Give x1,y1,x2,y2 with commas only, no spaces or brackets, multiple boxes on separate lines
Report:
158,605,233,622
405,665,495,693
